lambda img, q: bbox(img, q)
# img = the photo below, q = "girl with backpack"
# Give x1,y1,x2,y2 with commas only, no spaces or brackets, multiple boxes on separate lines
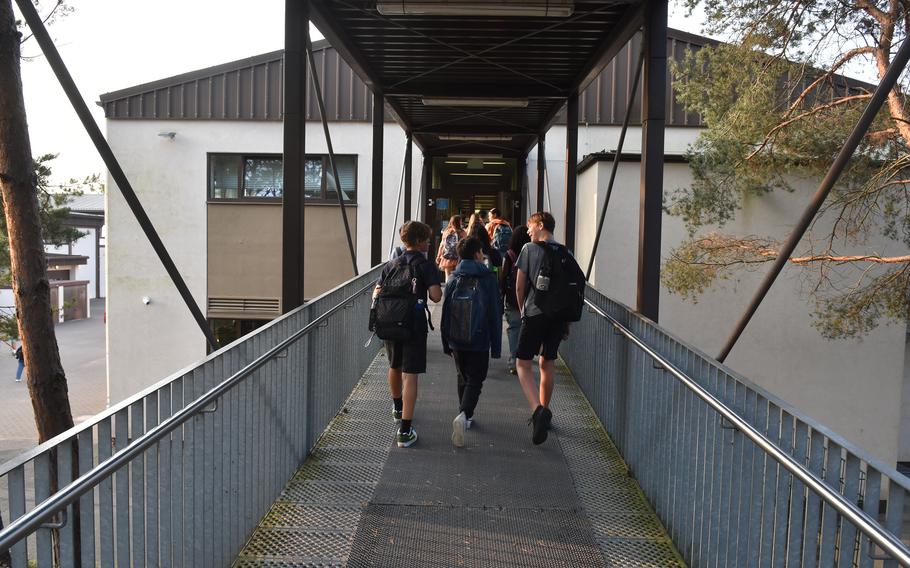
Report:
501,226,530,374
435,215,466,282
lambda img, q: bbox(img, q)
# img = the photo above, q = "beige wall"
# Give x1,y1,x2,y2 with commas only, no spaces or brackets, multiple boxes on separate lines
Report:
207,202,359,319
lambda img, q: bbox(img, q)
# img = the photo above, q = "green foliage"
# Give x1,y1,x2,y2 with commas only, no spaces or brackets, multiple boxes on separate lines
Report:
0,154,101,342
665,0,910,338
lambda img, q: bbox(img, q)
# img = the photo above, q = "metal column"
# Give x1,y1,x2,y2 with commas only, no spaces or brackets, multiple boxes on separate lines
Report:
404,133,413,222
419,157,431,223
536,135,546,212
636,0,667,322
282,0,308,311
564,94,579,251
371,91,385,266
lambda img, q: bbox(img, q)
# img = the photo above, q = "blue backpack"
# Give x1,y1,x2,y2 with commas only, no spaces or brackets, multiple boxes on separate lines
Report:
446,274,489,347
491,224,512,255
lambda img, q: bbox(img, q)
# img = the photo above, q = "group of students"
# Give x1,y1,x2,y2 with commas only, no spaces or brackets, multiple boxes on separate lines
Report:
371,210,585,449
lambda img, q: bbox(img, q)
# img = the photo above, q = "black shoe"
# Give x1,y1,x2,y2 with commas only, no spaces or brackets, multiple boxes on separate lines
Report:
531,406,552,445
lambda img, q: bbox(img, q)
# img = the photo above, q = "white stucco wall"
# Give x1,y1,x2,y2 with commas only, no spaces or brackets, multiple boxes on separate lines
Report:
105,119,419,403
561,126,908,466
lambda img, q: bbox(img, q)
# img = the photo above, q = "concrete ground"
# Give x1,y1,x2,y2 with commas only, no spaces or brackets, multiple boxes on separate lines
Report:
0,298,107,465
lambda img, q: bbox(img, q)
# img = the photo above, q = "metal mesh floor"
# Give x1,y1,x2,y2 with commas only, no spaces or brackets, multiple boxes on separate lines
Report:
234,308,685,567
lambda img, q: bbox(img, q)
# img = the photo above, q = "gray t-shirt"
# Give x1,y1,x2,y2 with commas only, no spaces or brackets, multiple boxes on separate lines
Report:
516,239,557,317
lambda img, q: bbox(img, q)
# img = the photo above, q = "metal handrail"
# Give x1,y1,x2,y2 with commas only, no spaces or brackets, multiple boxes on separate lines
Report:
0,265,383,477
582,298,910,567
0,278,377,552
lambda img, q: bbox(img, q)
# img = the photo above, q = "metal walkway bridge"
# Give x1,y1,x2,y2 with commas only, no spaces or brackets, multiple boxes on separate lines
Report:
1,268,909,567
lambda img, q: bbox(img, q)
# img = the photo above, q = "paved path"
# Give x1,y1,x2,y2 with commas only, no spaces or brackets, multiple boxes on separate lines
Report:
235,314,685,567
0,298,107,464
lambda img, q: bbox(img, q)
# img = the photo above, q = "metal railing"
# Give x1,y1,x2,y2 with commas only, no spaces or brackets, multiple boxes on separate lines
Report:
561,286,910,568
0,266,382,567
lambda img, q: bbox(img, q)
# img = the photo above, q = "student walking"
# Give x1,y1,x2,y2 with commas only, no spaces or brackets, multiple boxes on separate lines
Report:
486,208,513,256
500,225,530,374
13,342,24,383
441,236,502,447
515,212,585,445
435,215,466,281
372,221,442,448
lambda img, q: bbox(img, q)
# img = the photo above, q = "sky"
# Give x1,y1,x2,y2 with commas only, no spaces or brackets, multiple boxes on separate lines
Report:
15,0,707,186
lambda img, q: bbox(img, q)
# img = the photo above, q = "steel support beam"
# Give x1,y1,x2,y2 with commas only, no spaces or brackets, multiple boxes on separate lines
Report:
717,33,910,363
305,37,358,276
636,0,667,323
586,46,645,281
536,135,546,212
564,94,579,251
419,156,431,223
14,0,218,350
282,0,308,312
404,133,413,222
371,91,385,266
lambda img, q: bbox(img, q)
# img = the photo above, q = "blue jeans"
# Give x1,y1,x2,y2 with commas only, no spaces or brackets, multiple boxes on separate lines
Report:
15,359,24,381
505,304,522,367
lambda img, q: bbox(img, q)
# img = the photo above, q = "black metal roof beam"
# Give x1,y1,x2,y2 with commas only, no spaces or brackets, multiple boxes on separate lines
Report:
386,84,566,98
308,0,415,133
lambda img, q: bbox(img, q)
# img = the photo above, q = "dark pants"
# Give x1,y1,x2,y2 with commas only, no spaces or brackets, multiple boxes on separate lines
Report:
453,350,489,419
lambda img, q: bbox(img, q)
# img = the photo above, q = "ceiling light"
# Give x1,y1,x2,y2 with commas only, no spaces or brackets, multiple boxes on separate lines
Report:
422,97,529,108
438,134,513,141
378,1,574,17
447,153,503,158
451,173,504,177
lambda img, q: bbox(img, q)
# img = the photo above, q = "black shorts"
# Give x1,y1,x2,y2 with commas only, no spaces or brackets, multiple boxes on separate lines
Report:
516,315,564,361
385,333,428,374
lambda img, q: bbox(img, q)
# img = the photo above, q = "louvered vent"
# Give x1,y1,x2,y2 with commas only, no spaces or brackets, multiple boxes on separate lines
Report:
208,297,281,314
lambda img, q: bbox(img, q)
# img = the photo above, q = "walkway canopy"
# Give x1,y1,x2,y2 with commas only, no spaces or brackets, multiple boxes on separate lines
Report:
308,0,645,156
283,0,666,322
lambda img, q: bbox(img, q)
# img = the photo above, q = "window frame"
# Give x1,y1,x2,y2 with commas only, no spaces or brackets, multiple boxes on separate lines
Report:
207,152,358,204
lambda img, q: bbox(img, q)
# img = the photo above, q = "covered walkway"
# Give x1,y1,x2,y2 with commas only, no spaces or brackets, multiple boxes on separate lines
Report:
235,308,683,567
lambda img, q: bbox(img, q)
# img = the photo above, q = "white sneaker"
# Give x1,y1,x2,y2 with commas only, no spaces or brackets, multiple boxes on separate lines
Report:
452,412,467,447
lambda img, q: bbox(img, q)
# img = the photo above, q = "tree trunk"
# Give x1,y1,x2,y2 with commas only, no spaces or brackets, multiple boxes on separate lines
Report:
0,0,74,441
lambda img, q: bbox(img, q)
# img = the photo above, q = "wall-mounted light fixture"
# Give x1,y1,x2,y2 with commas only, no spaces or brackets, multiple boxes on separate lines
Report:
157,131,177,140
378,1,574,17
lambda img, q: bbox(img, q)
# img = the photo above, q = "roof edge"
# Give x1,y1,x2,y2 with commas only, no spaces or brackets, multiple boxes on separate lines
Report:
98,39,331,104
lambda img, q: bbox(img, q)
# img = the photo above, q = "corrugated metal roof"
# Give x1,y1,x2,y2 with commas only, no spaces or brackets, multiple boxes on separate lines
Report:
99,27,874,137
99,31,711,127
65,193,104,213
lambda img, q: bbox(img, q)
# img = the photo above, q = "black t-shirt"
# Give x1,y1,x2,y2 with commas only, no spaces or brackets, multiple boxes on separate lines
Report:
379,250,441,303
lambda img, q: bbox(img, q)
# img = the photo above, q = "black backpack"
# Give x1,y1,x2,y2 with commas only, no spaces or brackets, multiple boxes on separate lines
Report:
370,255,426,341
532,242,586,322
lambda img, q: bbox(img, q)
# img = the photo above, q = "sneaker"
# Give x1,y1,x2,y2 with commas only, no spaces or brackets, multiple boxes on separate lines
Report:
465,416,473,429
508,367,517,375
531,406,552,445
396,427,418,448
392,407,402,422
452,412,467,447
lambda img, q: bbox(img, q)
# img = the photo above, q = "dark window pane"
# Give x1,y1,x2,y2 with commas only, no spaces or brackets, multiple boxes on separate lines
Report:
243,157,283,198
325,155,357,202
210,155,240,199
305,158,323,199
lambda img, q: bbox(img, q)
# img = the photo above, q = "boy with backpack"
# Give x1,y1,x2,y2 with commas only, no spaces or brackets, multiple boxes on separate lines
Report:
486,208,513,256
441,236,502,448
372,221,442,447
515,212,585,445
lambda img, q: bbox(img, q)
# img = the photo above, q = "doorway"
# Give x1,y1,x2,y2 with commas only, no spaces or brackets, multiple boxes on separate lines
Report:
424,156,523,253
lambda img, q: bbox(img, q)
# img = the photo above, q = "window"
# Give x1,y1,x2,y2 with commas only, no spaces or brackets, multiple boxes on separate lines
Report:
208,154,357,203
